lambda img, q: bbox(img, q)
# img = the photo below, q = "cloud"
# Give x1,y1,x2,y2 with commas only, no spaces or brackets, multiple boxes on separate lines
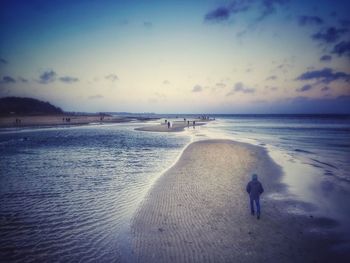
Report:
296,84,313,92
143,21,153,28
88,95,104,99
298,15,323,26
204,0,255,23
118,19,129,26
227,82,255,95
204,7,231,22
18,77,28,83
312,27,348,44
216,82,226,88
154,92,166,99
204,0,288,24
0,58,8,64
105,74,118,81
1,76,16,84
257,0,289,21
192,85,203,92
296,68,350,84
332,41,350,58
339,19,350,27
266,75,277,80
59,76,79,83
320,55,332,62
39,70,56,84
163,80,170,85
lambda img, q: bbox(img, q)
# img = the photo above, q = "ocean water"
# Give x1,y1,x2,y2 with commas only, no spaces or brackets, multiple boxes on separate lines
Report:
0,123,190,262
200,115,350,234
1,115,350,262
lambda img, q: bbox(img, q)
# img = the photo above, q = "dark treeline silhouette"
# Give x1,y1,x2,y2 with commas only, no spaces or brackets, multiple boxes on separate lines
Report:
0,97,63,116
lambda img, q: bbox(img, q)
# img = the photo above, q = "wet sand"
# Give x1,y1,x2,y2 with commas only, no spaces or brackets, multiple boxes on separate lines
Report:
132,140,347,262
135,120,207,132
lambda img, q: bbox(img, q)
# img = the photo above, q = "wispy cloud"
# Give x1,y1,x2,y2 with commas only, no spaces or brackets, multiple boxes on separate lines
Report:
227,82,255,95
105,74,118,81
312,27,348,44
162,80,170,85
204,7,231,22
332,41,350,58
296,84,313,92
216,82,226,88
192,85,203,92
320,55,332,62
204,0,254,23
1,76,16,84
88,94,104,99
59,76,79,83
0,58,8,64
266,75,277,80
298,15,323,26
39,70,56,84
296,68,350,84
339,19,350,27
257,0,289,21
204,0,288,23
18,77,28,83
143,21,153,28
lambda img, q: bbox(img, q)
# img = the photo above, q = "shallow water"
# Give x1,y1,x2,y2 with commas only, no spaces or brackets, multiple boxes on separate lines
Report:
1,116,350,261
0,123,190,262
200,115,350,236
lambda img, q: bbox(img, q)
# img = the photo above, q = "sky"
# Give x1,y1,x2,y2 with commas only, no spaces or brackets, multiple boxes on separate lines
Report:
0,0,350,114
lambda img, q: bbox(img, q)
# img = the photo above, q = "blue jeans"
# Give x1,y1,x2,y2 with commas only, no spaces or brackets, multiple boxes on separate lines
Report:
250,197,260,215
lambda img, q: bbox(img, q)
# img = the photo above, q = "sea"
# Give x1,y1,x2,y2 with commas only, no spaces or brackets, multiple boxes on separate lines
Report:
0,115,349,262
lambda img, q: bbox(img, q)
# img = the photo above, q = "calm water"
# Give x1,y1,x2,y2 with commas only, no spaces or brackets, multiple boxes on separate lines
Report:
0,123,190,262
1,115,350,262
201,115,350,233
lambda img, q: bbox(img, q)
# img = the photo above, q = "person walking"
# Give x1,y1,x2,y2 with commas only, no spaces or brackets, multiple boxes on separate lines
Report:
246,174,264,219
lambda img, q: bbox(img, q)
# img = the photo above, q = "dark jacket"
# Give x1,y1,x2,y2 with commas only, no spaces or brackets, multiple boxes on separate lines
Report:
246,180,264,200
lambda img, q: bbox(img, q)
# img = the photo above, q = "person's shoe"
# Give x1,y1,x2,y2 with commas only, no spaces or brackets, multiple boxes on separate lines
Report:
251,211,255,216
257,214,260,220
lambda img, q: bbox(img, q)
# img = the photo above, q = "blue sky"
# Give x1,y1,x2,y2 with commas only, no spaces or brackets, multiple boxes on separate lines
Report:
0,0,350,113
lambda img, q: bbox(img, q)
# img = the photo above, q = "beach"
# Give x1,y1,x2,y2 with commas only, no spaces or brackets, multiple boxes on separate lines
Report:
0,115,155,128
1,117,349,262
135,120,208,132
132,140,346,262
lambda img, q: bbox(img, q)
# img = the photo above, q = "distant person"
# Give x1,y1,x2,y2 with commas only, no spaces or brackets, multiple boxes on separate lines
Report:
246,174,264,219
167,121,170,129
193,120,195,128
187,120,190,127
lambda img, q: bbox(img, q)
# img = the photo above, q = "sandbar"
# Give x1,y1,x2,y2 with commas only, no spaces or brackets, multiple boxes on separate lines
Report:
135,120,207,132
131,140,346,262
